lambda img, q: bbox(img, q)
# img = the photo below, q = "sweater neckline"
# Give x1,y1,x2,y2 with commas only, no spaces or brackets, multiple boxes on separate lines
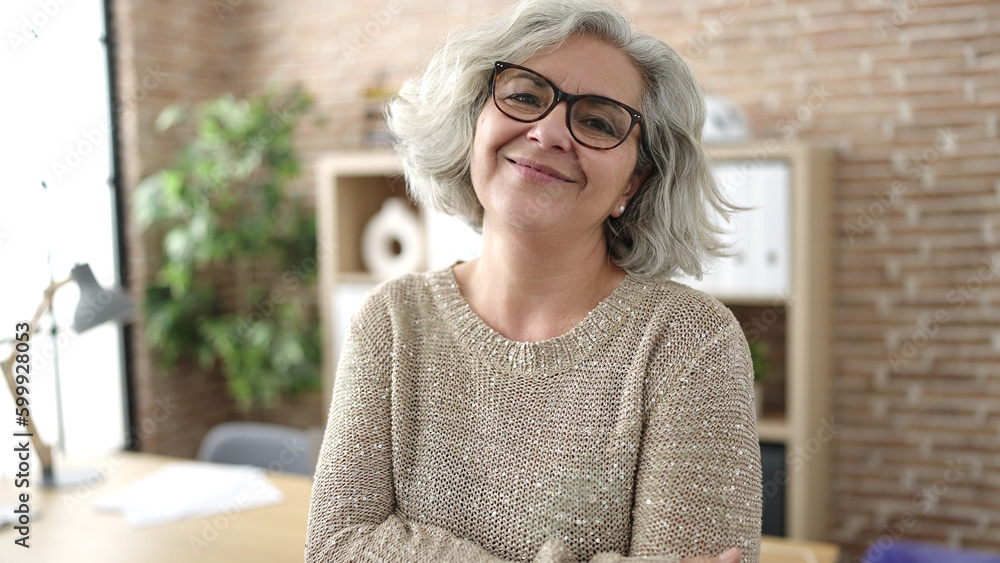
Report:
428,266,644,376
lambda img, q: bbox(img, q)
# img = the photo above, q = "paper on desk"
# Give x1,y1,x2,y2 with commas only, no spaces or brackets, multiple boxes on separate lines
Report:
0,503,43,527
92,461,284,528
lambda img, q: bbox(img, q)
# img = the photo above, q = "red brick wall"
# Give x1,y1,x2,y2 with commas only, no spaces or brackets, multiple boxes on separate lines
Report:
649,0,1000,553
113,0,1000,555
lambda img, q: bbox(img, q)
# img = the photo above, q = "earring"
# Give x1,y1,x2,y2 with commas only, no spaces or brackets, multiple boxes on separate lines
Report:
619,205,626,214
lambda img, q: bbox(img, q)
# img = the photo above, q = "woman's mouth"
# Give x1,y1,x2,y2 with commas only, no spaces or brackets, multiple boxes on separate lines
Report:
507,157,574,184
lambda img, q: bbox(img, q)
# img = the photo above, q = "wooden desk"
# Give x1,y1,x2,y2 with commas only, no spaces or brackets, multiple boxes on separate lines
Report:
761,535,840,563
0,452,312,562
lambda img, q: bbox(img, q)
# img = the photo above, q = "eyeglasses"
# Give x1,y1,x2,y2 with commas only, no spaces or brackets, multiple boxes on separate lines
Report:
491,61,643,150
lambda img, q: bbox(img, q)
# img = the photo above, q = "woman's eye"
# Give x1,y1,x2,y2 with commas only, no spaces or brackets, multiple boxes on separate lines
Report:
588,118,613,132
577,116,617,136
507,93,544,107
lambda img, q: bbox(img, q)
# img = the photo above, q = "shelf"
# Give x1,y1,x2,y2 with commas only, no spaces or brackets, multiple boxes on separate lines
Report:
335,272,386,285
757,416,791,443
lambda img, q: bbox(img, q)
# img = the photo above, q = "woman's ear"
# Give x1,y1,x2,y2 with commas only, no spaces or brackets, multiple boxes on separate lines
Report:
612,167,651,218
621,166,652,207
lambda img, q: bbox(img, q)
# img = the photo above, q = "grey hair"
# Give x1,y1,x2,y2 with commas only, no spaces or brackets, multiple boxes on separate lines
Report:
386,0,735,281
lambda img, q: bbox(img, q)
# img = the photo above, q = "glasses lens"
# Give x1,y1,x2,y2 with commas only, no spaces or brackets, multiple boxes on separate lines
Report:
494,67,555,121
570,98,633,149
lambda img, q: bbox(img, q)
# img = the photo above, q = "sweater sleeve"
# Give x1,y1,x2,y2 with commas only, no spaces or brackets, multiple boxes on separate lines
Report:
541,320,762,563
305,302,515,562
626,321,763,562
306,294,760,563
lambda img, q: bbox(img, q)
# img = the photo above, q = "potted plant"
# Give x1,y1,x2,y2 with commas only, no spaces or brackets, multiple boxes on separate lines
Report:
748,339,772,419
135,85,322,414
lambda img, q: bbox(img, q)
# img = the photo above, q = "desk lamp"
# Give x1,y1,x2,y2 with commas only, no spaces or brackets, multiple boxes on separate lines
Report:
1,263,135,487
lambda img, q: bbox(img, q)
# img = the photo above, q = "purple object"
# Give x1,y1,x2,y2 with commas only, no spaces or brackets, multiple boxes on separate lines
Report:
864,541,1000,563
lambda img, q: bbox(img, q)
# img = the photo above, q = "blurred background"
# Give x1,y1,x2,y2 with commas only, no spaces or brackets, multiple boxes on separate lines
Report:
1,0,998,560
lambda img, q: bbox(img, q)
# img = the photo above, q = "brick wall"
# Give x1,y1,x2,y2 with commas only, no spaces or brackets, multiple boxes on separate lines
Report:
645,0,1000,554
112,0,1000,555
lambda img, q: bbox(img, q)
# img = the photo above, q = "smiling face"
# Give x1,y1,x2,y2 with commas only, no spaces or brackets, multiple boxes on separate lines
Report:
470,34,646,242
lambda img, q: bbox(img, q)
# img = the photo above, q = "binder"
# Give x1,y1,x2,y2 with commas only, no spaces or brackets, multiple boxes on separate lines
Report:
677,159,791,300
758,162,791,296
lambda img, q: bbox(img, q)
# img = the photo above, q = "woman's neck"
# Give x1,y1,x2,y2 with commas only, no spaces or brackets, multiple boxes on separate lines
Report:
453,220,626,342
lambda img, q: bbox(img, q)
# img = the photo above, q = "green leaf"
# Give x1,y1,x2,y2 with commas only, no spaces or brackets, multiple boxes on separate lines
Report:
748,340,771,382
275,339,304,370
134,173,164,227
250,323,273,348
156,104,187,132
158,262,192,297
164,227,194,263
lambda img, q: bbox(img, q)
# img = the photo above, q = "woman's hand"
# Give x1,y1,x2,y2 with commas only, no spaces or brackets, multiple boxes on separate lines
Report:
681,547,740,563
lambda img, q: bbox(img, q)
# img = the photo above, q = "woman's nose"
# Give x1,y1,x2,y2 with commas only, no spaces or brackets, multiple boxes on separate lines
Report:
526,102,574,151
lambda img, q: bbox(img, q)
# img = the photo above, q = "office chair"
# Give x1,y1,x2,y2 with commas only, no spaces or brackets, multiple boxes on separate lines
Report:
197,421,323,476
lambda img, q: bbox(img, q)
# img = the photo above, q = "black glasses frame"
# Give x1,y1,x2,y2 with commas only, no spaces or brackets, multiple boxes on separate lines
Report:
491,61,644,150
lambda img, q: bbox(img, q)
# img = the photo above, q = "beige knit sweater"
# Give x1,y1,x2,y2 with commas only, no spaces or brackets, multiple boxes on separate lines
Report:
306,267,762,562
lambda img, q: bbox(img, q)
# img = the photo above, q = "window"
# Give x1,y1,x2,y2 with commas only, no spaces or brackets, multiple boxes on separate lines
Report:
1,0,127,475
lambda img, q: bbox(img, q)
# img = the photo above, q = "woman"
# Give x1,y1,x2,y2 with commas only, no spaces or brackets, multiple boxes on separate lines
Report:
306,0,761,561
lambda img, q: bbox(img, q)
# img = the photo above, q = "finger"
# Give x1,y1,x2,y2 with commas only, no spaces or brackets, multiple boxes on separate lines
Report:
720,547,740,563
680,547,741,563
